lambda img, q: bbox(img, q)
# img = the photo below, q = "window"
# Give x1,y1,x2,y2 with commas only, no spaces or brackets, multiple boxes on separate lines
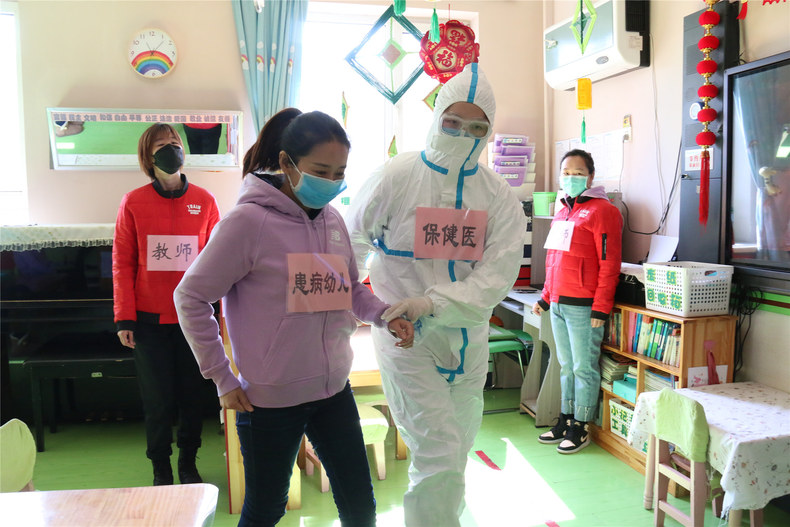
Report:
0,2,27,225
300,3,477,217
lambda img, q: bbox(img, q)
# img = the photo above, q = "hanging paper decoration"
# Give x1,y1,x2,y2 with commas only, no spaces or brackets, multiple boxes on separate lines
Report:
422,84,442,111
345,5,425,104
388,136,398,158
429,8,440,43
570,0,598,55
736,0,748,19
419,20,479,84
696,0,721,227
577,78,592,144
341,92,350,129
393,0,406,16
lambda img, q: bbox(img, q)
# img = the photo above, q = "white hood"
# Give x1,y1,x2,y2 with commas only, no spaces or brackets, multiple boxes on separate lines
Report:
425,63,496,169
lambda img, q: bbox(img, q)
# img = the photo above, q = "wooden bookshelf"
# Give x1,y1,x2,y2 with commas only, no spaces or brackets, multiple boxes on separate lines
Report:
592,303,736,477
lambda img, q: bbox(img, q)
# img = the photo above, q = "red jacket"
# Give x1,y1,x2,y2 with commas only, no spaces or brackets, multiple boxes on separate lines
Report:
539,186,622,319
113,176,220,328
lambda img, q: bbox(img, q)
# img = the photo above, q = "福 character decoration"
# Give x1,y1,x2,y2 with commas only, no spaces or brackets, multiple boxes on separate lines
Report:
419,19,479,85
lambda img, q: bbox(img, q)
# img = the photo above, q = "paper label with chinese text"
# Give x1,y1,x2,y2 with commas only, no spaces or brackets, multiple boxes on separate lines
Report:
147,235,199,271
413,207,487,261
287,253,352,313
543,221,575,251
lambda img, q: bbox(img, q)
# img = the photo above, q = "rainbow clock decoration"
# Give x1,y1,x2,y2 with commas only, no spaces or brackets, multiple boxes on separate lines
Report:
128,28,177,78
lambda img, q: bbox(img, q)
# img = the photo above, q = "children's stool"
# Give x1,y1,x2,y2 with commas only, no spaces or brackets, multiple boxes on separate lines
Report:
303,402,390,492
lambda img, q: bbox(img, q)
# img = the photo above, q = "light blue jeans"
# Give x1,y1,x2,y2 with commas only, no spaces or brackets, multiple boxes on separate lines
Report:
550,303,604,422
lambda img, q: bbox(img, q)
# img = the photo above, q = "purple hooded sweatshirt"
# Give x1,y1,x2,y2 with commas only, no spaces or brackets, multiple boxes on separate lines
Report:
174,174,388,408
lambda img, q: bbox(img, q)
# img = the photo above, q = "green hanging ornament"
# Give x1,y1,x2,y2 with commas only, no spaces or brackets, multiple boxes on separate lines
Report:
429,8,440,43
393,0,406,16
581,113,587,144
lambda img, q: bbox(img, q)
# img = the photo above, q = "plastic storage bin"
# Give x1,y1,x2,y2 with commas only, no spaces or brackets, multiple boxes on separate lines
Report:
532,192,557,216
643,261,734,317
609,399,648,452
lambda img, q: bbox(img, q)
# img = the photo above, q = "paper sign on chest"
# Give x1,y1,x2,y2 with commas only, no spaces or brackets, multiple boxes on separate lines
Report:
413,207,487,261
287,253,352,313
543,221,575,252
147,235,199,271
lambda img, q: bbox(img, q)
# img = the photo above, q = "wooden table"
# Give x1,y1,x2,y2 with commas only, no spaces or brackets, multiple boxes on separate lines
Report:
0,483,219,526
628,382,790,524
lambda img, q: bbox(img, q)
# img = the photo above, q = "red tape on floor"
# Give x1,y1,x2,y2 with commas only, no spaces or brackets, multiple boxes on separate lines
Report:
474,450,501,470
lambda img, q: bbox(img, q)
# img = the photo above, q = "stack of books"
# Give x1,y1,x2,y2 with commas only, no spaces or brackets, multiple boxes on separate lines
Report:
644,369,677,392
624,312,682,366
487,134,536,201
600,352,635,391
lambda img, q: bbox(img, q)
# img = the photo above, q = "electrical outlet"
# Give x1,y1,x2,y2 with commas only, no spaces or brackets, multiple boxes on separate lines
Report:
623,114,632,142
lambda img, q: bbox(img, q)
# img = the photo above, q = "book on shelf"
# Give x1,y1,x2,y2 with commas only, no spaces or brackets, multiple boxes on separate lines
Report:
644,369,677,392
603,311,621,348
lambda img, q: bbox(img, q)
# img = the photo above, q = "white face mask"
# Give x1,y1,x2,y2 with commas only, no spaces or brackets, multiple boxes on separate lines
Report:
430,134,478,159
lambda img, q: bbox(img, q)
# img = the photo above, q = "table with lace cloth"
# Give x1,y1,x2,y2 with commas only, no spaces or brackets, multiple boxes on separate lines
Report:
627,381,790,516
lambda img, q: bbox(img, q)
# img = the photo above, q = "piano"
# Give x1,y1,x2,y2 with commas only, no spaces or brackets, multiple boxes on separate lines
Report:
0,224,134,451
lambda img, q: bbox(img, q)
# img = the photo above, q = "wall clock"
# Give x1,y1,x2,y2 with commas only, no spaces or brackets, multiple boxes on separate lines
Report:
128,28,177,78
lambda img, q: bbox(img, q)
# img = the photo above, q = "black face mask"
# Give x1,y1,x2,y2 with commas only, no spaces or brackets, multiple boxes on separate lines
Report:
153,144,185,175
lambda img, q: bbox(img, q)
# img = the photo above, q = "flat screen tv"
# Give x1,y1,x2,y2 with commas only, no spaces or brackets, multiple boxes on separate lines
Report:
722,50,790,293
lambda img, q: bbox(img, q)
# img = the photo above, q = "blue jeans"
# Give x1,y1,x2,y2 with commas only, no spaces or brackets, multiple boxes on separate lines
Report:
235,382,376,527
549,303,604,422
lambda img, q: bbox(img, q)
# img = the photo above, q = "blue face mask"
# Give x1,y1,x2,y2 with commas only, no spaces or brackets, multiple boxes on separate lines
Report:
286,156,347,209
560,175,588,198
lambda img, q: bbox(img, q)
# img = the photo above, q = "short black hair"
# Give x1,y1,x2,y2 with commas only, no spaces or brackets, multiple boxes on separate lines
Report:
560,149,595,176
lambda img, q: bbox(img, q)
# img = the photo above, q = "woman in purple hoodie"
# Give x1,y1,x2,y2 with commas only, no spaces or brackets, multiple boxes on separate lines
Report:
174,109,413,527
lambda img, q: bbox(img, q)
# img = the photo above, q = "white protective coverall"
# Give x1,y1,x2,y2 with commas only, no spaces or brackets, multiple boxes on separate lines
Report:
346,63,527,526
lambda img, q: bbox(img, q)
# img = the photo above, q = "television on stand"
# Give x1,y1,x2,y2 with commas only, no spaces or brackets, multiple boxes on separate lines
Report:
721,50,790,293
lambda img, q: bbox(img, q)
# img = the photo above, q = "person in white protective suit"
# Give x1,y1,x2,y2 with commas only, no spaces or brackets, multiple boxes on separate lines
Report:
345,63,527,527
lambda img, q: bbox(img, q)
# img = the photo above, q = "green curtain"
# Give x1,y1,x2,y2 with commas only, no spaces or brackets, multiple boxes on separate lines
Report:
232,0,308,132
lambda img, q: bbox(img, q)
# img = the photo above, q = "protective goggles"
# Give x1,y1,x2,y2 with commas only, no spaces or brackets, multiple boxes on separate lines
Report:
440,115,490,138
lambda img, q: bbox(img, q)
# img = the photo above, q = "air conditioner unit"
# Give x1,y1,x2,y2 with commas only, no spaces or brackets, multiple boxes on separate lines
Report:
544,0,650,91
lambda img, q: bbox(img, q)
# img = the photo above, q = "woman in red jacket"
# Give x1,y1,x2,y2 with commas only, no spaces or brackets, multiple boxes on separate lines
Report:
112,123,220,485
532,149,622,454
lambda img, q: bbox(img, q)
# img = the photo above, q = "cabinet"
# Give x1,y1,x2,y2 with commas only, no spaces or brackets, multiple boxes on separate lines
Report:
494,290,561,427
591,303,737,473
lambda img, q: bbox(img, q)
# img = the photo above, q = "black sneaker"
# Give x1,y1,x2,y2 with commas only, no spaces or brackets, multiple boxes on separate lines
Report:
178,450,203,484
557,420,591,454
152,459,173,486
538,413,573,444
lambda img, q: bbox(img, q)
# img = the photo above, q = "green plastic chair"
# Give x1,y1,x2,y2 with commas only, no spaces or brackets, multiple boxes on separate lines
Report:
487,324,531,382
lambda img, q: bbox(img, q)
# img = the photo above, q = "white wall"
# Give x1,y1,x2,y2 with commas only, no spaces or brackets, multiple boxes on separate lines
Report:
18,0,251,221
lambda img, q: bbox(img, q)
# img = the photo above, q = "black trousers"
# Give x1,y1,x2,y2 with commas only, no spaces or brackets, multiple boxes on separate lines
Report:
133,321,207,461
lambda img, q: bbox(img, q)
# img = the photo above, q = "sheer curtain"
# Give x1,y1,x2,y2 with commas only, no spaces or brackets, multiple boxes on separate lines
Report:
232,0,308,132
735,66,790,258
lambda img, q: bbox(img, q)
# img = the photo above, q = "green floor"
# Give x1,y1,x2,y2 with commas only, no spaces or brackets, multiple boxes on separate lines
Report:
29,388,789,527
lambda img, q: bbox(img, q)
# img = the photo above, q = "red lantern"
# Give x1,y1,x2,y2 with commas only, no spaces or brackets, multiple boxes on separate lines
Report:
419,20,479,84
698,35,720,51
696,108,718,123
697,84,719,99
696,0,721,227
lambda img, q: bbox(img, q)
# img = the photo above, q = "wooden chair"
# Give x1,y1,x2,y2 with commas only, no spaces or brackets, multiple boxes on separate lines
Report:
0,419,36,492
653,388,723,527
302,402,390,492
